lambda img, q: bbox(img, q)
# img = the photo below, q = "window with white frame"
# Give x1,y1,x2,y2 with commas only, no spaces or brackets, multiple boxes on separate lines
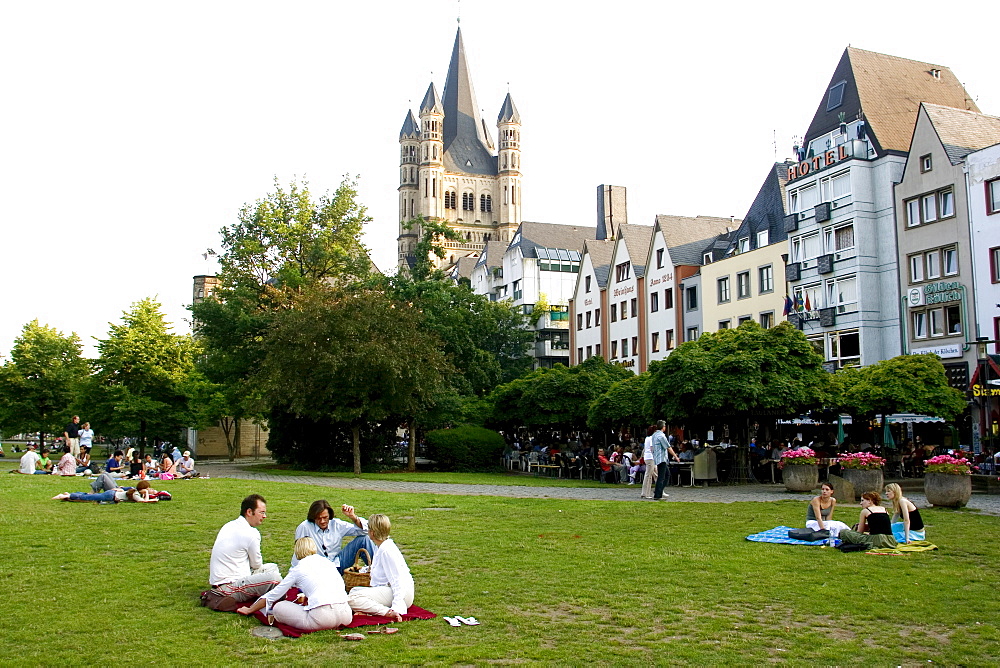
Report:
737,271,751,299
926,250,941,279
718,320,731,330
703,252,713,264
791,233,821,264
718,276,731,303
825,275,858,314
988,179,1000,215
828,330,861,367
793,283,822,313
758,265,774,293
943,247,958,276
905,187,955,226
909,254,924,283
615,262,631,282
738,237,750,253
912,305,962,337
824,223,855,256
913,311,927,339
790,185,819,214
756,229,769,248
820,171,851,203
910,245,958,283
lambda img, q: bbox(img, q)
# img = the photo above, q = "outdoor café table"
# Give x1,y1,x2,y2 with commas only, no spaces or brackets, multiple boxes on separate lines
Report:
671,461,694,486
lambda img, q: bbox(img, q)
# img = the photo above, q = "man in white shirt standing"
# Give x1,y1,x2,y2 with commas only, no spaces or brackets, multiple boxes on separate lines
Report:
208,494,281,607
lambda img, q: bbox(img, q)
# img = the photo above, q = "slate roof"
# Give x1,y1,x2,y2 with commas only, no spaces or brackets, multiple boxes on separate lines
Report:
497,93,521,124
420,82,443,114
441,28,498,176
474,240,510,269
720,161,794,255
399,110,419,140
922,103,1000,165
452,255,478,281
615,223,654,278
657,215,738,267
805,47,978,154
583,239,615,289
512,221,596,258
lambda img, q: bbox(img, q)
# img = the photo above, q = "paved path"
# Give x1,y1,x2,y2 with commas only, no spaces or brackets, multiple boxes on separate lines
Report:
199,461,1000,515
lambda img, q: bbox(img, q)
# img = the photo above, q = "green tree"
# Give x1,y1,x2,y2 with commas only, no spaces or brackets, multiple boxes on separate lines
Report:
0,320,88,446
82,298,196,451
646,321,831,432
835,353,966,421
258,286,453,474
587,372,650,435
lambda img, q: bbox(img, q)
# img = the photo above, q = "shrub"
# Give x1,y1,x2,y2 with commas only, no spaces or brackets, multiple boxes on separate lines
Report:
425,425,505,471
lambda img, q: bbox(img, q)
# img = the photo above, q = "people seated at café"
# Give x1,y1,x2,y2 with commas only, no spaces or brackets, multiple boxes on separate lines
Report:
596,448,614,482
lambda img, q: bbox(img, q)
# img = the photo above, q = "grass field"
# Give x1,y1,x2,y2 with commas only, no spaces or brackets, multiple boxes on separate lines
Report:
3,471,998,666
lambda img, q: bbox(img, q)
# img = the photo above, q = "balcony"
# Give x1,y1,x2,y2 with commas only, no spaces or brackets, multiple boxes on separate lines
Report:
534,340,571,358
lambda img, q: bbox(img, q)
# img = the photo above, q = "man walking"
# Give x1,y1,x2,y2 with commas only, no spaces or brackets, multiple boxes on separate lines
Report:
208,494,281,608
651,421,679,501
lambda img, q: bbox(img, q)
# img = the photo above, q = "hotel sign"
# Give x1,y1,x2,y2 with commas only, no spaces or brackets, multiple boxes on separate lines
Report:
787,145,851,181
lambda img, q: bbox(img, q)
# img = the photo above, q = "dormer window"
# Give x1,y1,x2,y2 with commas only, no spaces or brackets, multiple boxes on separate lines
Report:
703,252,713,264
738,237,750,253
826,80,846,111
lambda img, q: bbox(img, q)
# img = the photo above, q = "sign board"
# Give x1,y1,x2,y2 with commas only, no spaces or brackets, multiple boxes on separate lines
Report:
911,344,963,359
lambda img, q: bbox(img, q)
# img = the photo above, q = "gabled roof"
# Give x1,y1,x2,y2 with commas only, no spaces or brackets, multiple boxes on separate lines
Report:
721,161,793,255
615,223,653,278
582,239,615,289
922,103,1000,165
420,82,443,114
497,93,521,124
442,28,497,176
805,47,978,154
474,240,510,269
451,255,478,281
512,221,595,258
399,110,419,140
657,215,738,267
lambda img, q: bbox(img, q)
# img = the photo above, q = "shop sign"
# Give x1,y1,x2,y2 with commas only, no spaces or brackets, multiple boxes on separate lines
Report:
619,359,636,368
972,384,1000,397
787,144,850,181
612,285,634,298
923,281,962,305
911,344,962,359
648,273,673,287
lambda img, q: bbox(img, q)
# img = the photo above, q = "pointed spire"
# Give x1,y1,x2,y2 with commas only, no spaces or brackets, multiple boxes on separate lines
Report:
399,110,420,139
497,92,520,124
442,27,490,150
420,82,443,115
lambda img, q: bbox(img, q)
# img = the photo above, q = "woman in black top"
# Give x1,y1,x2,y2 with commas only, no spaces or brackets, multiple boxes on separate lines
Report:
838,491,897,549
885,483,925,543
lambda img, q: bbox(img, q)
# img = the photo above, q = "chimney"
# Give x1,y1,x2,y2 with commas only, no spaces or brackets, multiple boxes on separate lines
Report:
596,185,627,240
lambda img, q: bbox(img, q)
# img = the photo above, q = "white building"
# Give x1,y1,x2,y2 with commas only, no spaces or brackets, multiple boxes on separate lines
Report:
571,239,614,363
967,142,1000,344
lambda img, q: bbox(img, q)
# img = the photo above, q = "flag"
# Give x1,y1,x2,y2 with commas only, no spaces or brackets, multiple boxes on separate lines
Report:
794,293,804,312
782,295,793,316
804,292,811,311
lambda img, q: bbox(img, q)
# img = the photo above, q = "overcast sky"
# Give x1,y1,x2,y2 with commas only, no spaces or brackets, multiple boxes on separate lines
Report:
3,0,997,358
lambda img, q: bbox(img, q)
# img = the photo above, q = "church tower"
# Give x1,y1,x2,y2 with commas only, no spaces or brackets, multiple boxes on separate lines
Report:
397,27,523,270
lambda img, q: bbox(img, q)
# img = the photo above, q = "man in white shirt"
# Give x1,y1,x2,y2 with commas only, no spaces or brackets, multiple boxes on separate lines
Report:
19,444,41,474
208,494,281,606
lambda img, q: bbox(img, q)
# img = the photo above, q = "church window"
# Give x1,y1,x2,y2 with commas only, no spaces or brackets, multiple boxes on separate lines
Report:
503,155,507,169
432,177,437,197
433,145,438,159
462,192,475,211
445,191,456,209
505,186,509,204
424,178,428,197
481,194,492,212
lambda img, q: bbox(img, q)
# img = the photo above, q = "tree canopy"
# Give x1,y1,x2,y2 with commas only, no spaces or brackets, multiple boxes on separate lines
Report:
587,372,650,434
835,353,966,421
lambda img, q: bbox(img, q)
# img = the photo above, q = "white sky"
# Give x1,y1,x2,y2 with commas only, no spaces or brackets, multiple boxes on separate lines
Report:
2,0,997,358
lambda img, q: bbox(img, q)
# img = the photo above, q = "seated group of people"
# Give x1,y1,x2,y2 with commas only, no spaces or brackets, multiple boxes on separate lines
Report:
209,495,414,632
804,481,926,549
104,450,198,479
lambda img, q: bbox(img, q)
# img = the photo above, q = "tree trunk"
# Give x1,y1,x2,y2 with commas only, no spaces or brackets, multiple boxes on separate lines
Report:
407,419,416,472
234,417,242,460
39,432,46,449
220,416,235,461
352,425,362,476
140,419,147,458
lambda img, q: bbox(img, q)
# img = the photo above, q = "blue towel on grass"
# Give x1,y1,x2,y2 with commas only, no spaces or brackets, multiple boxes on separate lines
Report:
746,525,838,546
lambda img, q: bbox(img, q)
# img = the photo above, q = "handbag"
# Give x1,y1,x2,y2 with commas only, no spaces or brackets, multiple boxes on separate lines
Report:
342,548,371,589
787,528,829,541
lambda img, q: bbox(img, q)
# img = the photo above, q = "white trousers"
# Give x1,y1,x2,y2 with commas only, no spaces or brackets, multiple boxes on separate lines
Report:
272,601,353,630
806,520,851,536
348,585,414,617
640,462,657,498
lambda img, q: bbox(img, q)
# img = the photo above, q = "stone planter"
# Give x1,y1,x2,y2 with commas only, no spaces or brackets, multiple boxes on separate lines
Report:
841,468,884,501
783,464,818,492
924,472,972,507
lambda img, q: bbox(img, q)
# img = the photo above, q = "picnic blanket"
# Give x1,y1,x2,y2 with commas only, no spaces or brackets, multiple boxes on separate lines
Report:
249,588,436,638
864,540,938,556
745,526,838,546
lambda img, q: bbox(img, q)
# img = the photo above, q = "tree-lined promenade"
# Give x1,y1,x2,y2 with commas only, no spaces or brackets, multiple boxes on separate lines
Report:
0,179,967,470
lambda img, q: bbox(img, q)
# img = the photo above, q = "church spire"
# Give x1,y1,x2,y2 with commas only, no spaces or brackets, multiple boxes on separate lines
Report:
399,110,419,139
497,92,521,124
420,82,443,115
442,27,491,153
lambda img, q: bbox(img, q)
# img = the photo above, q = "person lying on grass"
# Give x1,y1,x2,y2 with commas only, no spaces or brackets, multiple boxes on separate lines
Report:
237,537,352,631
347,514,414,623
52,479,160,503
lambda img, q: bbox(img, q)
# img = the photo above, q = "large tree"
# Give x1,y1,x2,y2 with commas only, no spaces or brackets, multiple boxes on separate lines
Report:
0,320,88,446
835,353,966,421
587,372,650,436
81,298,195,451
259,285,453,474
646,321,831,433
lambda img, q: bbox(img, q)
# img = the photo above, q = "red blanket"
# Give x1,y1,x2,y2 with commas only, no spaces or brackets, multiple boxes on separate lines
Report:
249,589,436,638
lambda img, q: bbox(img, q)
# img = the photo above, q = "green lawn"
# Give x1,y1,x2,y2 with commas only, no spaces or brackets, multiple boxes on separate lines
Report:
3,473,998,666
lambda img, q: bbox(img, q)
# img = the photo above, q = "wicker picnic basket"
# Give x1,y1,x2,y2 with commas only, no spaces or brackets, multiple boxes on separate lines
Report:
342,548,371,589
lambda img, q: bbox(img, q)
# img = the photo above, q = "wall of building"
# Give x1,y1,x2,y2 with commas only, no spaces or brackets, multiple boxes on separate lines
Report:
967,143,1000,345
195,420,270,459
644,230,678,364
699,244,785,333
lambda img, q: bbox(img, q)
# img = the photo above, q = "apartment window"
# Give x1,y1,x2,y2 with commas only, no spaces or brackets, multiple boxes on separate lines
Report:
611,340,618,359
622,338,629,358
941,190,955,218
991,247,1000,283
906,199,920,228
651,292,659,312
794,283,822,313
825,223,855,255
615,262,631,282
586,345,593,359
664,288,674,309
906,188,955,226
585,275,592,293
760,312,774,328
737,271,751,299
718,320,731,330
610,304,618,322
789,184,819,214
687,327,699,342
651,332,660,353
920,154,932,173
665,330,675,349
909,255,924,283
630,298,637,317
738,237,750,253
620,301,627,319
738,316,752,325
926,250,940,279
656,248,664,269
631,336,638,356
577,314,583,330
595,309,601,326
758,265,774,294
791,233,821,264
827,80,846,110
686,286,698,310
826,275,858,314
988,179,1000,214
512,280,522,301
943,248,958,276
586,312,592,329
945,305,962,335
913,312,927,339
703,252,713,264
577,347,583,362
756,229,769,248
829,330,861,368
718,276,731,304
595,343,601,357
821,171,851,203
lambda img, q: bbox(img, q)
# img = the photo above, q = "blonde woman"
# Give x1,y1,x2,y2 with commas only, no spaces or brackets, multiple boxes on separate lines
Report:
885,483,925,544
237,537,351,630
347,514,414,622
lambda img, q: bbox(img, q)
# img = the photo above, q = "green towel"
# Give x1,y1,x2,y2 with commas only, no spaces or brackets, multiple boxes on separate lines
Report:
866,540,938,555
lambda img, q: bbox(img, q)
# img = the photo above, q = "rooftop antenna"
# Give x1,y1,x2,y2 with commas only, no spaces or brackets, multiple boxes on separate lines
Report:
773,129,777,160
457,0,461,24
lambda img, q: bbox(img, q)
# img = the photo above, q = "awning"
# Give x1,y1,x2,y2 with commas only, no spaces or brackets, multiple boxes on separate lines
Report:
880,413,946,424
777,414,853,425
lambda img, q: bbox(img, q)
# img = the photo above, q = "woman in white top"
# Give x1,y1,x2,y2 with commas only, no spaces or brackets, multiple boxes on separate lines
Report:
640,425,657,499
237,537,352,630
347,514,414,622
